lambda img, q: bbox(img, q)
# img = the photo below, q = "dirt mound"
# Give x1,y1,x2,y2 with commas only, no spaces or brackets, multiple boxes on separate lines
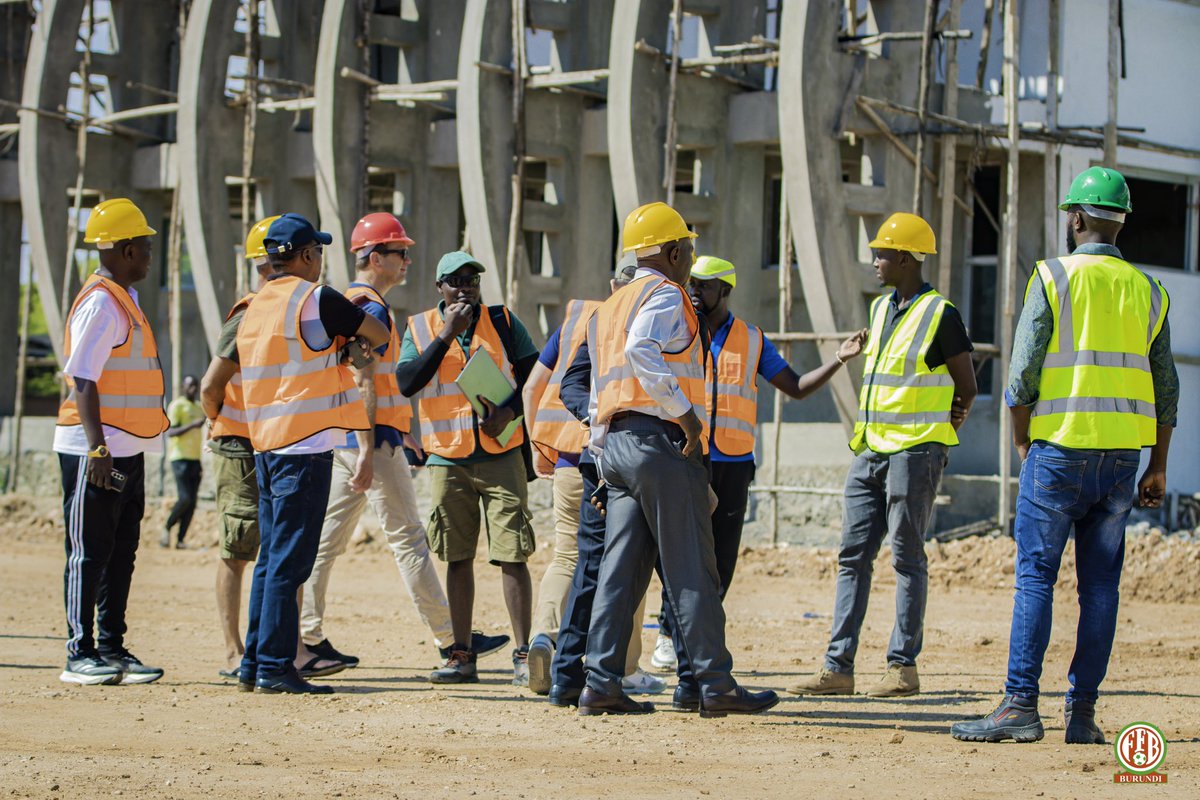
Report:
737,531,1200,605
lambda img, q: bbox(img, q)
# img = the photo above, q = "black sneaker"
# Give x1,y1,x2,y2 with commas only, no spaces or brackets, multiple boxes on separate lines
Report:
308,638,359,668
1065,698,1105,744
439,632,511,661
951,695,1044,743
512,646,530,688
430,647,478,684
255,671,334,695
60,655,123,686
101,649,164,685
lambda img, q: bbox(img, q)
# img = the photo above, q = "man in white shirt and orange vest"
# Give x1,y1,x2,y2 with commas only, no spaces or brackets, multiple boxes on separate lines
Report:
55,198,170,686
578,201,778,717
396,251,541,686
650,257,866,701
236,213,388,694
300,214,508,668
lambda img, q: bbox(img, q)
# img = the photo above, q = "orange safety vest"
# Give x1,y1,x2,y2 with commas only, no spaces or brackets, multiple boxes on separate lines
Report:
589,275,710,452
236,275,368,452
344,283,414,435
406,305,526,459
530,299,601,462
209,292,255,441
57,274,169,439
710,316,763,457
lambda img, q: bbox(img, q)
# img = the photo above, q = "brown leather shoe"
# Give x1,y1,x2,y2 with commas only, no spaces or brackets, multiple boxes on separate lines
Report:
700,686,780,718
577,687,656,716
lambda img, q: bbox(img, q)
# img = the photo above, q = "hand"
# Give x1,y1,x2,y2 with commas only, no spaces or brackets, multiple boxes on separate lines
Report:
707,485,719,514
440,302,474,339
401,431,425,463
86,451,113,490
478,395,515,439
951,396,971,426
1138,468,1166,508
589,480,607,517
348,449,374,493
340,336,374,368
836,328,869,363
1016,440,1031,462
534,450,556,480
676,409,703,457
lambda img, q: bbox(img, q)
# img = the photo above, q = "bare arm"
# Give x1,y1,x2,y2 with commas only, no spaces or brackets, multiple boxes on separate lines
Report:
200,358,239,420
73,378,112,489
355,312,389,349
944,351,978,430
521,361,553,435
1010,403,1033,461
1139,425,1172,508
347,360,376,492
768,330,868,400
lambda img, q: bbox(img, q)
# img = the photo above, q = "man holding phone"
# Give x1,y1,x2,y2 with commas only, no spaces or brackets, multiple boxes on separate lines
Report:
54,198,170,686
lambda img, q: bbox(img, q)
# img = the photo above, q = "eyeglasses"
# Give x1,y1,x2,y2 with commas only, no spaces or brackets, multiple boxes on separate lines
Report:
376,248,409,259
304,245,324,258
440,274,481,288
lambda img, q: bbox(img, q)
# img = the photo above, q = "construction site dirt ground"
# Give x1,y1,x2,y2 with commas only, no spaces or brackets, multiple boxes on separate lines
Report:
1,494,1197,799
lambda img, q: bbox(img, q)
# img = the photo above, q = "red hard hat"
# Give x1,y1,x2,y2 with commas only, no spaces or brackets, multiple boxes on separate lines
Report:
349,212,415,252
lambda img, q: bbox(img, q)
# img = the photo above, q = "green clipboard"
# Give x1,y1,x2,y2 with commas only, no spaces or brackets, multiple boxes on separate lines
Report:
455,348,524,447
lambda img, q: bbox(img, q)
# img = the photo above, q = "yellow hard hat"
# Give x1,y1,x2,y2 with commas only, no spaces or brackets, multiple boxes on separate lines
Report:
84,198,157,246
690,255,736,288
621,201,697,254
245,215,282,261
868,212,937,255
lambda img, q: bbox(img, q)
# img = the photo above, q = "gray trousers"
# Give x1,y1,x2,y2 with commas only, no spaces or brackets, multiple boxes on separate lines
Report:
825,444,948,673
584,416,736,698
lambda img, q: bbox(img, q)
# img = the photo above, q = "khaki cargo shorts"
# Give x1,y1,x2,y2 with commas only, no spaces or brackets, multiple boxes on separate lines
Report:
427,448,535,565
214,452,260,561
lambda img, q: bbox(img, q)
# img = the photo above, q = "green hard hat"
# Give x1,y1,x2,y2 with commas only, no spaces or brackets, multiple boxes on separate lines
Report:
1059,166,1132,213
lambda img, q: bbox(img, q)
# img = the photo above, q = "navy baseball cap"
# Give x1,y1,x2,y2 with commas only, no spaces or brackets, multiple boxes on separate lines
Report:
263,213,333,255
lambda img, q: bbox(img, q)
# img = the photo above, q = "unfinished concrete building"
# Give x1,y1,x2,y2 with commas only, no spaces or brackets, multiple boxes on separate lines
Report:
3,0,1198,529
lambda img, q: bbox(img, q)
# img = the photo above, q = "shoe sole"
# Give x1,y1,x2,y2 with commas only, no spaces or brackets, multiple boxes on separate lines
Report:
299,663,347,679
255,686,333,695
429,674,480,685
699,695,782,719
60,671,122,686
785,687,853,696
952,725,1045,743
119,672,164,685
649,658,677,672
669,703,699,713
527,643,553,696
623,682,668,696
474,639,511,660
866,688,919,698
577,706,655,716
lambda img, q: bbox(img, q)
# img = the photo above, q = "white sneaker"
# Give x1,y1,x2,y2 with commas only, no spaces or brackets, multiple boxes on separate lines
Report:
622,667,667,695
650,634,677,671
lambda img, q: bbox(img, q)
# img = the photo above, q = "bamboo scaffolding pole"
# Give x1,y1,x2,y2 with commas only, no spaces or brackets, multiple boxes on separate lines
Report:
124,79,177,100
0,96,156,139
60,0,96,388
770,180,793,546
504,0,528,309
840,29,971,47
1104,0,1120,166
167,0,188,406
359,0,371,218
912,0,939,214
1044,0,1060,254
8,275,33,493
238,0,260,298
937,0,963,297
976,0,995,90
662,0,684,205
997,0,1020,535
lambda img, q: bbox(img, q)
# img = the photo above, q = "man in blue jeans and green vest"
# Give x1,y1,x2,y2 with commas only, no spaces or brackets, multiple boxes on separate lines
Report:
953,168,1178,744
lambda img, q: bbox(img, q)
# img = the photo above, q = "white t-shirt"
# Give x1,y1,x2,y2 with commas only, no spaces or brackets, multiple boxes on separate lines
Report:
268,286,339,455
53,286,164,458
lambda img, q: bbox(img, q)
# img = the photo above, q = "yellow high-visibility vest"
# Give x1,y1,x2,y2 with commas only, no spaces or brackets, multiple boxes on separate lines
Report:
1028,253,1167,449
849,290,958,454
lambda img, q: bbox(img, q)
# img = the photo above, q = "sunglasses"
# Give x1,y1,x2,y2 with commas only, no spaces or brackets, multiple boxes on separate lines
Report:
376,247,409,259
440,274,481,289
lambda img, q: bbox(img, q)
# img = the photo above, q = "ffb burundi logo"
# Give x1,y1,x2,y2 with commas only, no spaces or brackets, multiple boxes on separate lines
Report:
1114,722,1167,783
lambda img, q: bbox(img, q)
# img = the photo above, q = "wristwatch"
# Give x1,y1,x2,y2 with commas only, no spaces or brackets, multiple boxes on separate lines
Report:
87,444,110,459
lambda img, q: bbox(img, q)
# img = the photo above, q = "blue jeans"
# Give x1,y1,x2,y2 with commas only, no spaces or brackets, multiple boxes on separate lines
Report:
242,451,333,680
1005,442,1140,703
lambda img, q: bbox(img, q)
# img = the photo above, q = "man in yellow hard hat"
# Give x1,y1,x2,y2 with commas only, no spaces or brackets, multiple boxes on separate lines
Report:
55,198,169,686
577,201,778,717
953,167,1177,744
648,256,867,704
789,212,977,699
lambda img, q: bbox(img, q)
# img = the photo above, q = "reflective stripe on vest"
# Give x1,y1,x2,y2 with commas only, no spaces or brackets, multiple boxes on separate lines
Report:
236,276,368,452
848,290,958,454
530,298,601,461
209,293,255,441
710,317,763,457
57,274,169,439
1028,253,1166,449
345,284,414,434
406,305,526,459
588,276,710,452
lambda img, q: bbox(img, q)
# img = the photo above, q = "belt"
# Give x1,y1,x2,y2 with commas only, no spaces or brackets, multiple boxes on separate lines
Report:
607,410,679,432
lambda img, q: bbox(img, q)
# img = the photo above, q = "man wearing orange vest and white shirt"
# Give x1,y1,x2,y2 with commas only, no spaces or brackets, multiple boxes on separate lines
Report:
235,213,388,695
649,257,867,693
200,215,278,679
54,198,170,686
578,201,778,717
300,214,509,668
397,251,540,686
